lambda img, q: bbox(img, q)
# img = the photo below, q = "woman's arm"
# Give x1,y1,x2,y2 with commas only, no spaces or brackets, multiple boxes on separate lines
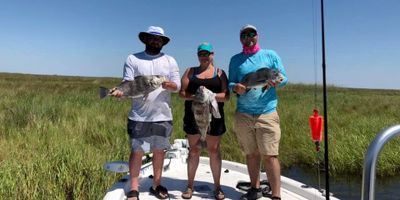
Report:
179,67,195,100
215,69,230,102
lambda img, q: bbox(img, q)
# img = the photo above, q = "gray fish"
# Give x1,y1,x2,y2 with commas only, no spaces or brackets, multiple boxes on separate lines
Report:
192,86,221,142
240,68,283,92
99,75,167,99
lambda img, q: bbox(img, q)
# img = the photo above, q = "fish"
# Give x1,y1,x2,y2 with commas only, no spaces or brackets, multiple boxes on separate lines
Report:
240,67,283,92
191,86,221,142
99,75,167,99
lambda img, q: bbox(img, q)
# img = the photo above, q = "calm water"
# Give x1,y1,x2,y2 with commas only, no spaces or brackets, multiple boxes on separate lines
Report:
282,166,400,200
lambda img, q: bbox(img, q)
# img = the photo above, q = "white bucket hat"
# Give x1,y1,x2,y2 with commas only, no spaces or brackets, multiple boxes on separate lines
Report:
139,26,170,45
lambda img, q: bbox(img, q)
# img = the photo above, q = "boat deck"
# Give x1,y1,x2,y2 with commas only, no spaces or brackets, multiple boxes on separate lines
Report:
104,154,338,199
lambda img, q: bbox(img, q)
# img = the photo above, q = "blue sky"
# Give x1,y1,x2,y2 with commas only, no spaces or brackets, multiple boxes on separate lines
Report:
1,0,399,89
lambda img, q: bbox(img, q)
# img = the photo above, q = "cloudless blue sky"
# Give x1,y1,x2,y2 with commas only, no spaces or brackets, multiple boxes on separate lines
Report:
1,0,399,89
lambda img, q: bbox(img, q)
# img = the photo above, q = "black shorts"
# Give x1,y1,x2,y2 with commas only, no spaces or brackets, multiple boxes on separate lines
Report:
183,112,226,136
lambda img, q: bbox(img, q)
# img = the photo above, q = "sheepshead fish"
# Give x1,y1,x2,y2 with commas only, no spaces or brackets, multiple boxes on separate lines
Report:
240,68,283,92
192,86,221,142
99,75,167,99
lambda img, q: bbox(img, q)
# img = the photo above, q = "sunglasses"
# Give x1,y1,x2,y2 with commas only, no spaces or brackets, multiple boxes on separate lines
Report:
240,32,257,39
197,52,211,57
147,35,163,42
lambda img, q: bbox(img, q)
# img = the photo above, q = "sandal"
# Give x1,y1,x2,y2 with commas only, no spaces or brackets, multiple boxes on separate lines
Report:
126,190,139,200
149,185,169,199
271,196,281,200
181,187,193,199
214,188,225,200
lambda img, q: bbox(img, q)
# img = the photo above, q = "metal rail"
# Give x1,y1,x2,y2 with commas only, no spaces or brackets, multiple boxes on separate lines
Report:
361,124,400,200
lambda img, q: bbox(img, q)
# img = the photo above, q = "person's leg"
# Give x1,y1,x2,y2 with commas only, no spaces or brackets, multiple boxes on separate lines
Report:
206,135,222,189
152,149,166,188
264,155,281,198
148,121,173,199
127,120,147,200
246,151,261,188
128,151,144,200
207,135,226,200
234,112,262,200
181,134,201,199
186,134,201,189
256,111,282,198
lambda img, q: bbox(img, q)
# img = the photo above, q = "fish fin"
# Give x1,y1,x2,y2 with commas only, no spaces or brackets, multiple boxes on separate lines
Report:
141,93,149,101
261,84,271,92
99,87,110,99
210,95,221,118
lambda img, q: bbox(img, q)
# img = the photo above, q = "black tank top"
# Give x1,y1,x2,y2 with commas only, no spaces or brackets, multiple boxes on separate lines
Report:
183,67,226,135
184,67,225,115
186,67,222,94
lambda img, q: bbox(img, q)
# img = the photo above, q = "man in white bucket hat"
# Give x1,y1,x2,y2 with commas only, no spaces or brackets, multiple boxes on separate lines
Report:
111,26,180,200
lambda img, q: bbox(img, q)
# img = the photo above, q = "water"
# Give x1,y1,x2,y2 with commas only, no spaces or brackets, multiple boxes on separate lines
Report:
282,166,400,200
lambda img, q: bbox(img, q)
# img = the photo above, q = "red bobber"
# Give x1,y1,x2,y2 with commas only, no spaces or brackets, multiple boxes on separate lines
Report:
309,109,323,151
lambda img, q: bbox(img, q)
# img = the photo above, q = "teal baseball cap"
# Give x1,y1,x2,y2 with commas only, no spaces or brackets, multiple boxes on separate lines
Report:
197,42,213,53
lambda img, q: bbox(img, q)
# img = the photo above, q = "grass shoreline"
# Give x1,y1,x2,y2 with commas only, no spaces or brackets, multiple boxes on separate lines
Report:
1,73,399,199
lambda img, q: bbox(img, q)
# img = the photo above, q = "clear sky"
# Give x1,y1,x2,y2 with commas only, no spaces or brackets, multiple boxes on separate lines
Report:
1,0,399,89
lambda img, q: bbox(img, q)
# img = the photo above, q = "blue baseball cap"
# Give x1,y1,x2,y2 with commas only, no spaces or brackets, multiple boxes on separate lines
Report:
197,42,213,53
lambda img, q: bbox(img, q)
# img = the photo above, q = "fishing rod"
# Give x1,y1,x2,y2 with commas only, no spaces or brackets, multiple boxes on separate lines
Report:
310,0,329,198
320,0,330,199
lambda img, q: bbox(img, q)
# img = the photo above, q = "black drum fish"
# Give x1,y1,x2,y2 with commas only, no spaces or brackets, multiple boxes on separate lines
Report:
240,68,283,92
192,86,221,142
99,75,167,99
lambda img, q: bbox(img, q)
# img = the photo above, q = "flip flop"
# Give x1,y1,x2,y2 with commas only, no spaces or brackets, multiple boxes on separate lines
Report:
214,188,225,200
126,190,139,200
181,187,193,199
149,185,169,199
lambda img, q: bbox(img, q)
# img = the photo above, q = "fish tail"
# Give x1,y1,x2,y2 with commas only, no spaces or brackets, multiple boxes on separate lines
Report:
99,87,110,99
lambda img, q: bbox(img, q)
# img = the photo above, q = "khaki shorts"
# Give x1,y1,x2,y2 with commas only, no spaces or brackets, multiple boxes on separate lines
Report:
234,111,281,156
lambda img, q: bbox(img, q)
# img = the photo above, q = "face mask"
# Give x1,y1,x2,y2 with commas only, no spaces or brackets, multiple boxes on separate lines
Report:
242,42,260,55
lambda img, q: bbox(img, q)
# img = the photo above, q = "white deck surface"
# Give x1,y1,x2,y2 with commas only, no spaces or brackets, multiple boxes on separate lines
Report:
104,140,339,200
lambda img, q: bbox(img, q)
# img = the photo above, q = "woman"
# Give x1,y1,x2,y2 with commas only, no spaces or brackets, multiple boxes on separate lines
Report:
179,42,229,200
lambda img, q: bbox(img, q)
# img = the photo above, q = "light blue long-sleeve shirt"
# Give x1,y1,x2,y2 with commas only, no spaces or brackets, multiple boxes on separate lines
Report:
228,49,288,115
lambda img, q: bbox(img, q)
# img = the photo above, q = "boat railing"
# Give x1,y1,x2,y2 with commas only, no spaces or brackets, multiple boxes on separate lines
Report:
361,124,400,200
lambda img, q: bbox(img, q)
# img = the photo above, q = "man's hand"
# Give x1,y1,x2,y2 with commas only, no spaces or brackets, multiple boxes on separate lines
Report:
110,88,124,97
233,83,247,95
162,81,177,91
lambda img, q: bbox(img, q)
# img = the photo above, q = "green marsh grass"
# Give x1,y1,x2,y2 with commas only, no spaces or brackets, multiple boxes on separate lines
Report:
1,73,400,199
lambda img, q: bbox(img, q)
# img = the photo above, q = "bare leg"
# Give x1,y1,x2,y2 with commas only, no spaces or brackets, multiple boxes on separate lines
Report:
186,134,201,189
246,151,261,189
129,151,144,200
151,149,166,188
206,135,222,189
264,155,281,197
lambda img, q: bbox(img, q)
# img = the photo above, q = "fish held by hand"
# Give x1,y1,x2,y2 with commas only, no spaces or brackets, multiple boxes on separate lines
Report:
240,67,283,93
99,75,167,99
